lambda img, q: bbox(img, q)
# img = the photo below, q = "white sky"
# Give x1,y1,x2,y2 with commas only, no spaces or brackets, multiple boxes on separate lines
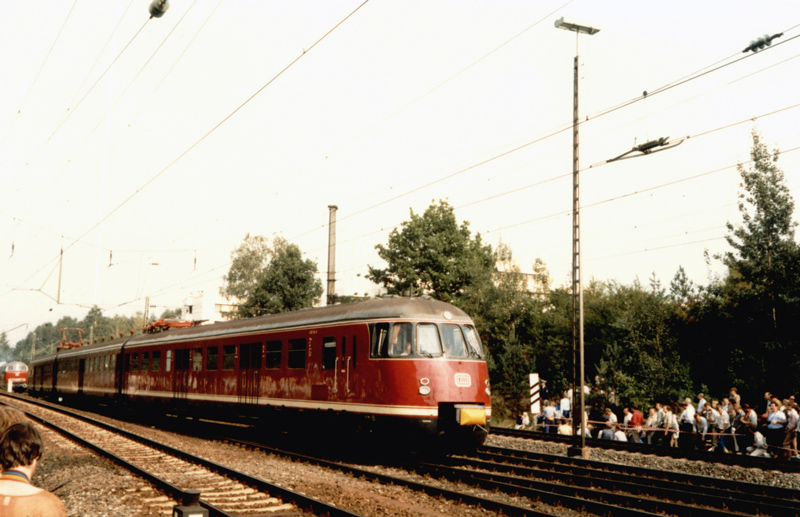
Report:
2,0,799,343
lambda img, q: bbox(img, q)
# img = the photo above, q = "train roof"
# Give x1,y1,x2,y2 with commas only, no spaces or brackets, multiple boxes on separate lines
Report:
32,297,473,364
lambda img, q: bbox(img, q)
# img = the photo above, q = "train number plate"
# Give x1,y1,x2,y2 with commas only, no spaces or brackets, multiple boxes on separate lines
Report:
454,373,471,387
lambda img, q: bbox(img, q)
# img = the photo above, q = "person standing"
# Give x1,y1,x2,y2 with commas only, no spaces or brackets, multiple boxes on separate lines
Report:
765,401,787,456
0,422,66,517
729,387,741,408
560,392,571,420
783,401,798,458
629,405,644,444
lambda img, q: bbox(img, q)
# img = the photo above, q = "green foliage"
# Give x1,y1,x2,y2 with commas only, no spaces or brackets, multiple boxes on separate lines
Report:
0,333,12,363
367,200,494,302
221,234,273,302
722,128,800,326
236,237,323,318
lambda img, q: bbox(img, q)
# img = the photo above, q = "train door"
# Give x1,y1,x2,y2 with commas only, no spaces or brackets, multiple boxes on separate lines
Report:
339,334,356,398
174,349,190,400
78,358,85,395
115,353,125,395
238,342,261,404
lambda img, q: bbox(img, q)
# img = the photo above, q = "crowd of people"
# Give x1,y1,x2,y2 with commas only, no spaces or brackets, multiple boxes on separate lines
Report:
520,386,800,459
0,407,65,516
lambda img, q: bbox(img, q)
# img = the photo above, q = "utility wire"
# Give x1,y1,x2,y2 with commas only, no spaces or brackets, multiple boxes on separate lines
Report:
0,15,152,208
0,0,79,153
0,0,370,302
22,0,201,225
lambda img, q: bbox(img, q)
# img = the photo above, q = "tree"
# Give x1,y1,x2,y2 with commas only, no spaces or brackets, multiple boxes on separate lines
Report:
221,234,273,302
367,200,494,302
0,333,12,363
235,237,323,318
722,128,800,327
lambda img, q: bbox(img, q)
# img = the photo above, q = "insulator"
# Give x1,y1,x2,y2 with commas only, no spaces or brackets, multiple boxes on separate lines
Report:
149,0,169,18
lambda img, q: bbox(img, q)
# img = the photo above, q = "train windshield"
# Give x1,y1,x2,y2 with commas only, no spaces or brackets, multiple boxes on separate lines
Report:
440,324,467,358
388,323,413,357
370,322,485,359
4,363,27,372
462,325,484,358
416,324,442,357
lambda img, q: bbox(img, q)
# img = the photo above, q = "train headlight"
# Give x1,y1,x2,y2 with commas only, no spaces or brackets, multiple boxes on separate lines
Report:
419,378,431,396
485,379,491,396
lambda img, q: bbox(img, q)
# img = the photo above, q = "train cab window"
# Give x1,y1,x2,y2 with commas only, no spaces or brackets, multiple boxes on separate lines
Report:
352,336,357,368
322,337,337,370
388,323,413,357
222,345,236,370
152,351,161,372
192,348,203,371
166,350,173,372
417,324,442,357
206,347,218,371
440,325,467,358
130,353,139,372
370,323,389,358
265,340,281,370
462,325,485,358
142,352,150,372
288,339,306,369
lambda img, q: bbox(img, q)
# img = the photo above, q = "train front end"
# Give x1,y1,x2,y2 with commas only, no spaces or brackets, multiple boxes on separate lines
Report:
366,300,491,450
3,361,29,392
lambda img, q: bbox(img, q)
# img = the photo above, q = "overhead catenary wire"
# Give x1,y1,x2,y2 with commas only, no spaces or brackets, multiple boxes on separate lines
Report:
33,0,224,242
3,6,796,316
289,24,800,245
0,15,154,209
21,0,201,226
0,0,80,154
0,0,371,303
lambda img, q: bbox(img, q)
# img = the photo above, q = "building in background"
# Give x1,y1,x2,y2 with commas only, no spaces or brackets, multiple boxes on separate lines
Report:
182,292,238,324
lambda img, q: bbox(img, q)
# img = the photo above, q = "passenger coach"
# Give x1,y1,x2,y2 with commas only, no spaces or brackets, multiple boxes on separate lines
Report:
30,297,491,447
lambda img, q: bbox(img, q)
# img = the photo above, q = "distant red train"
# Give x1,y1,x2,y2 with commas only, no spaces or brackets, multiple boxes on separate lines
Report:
30,297,492,447
1,361,29,392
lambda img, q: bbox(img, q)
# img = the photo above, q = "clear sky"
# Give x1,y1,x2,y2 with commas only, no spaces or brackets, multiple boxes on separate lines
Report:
1,0,799,344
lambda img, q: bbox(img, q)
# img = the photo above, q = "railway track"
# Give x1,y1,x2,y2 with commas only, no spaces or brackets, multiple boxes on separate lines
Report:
417,445,800,517
202,427,800,517
491,425,800,472
0,393,361,517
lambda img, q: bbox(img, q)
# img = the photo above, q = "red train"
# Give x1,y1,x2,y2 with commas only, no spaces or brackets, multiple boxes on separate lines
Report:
1,361,28,392
30,297,491,448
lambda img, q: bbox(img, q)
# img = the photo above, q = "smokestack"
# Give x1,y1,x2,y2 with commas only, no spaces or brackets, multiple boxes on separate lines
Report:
326,205,338,305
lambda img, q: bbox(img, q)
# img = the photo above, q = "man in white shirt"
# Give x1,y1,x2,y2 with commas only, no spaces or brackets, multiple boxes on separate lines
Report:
560,392,571,420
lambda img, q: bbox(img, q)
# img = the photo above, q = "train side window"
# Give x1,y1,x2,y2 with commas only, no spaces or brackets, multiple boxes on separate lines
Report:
130,353,139,372
265,340,281,370
166,350,173,372
142,352,150,372
370,323,389,358
417,324,442,357
352,336,357,368
222,345,236,370
322,337,337,370
440,324,467,358
206,347,218,371
152,351,161,371
388,323,413,357
288,339,306,369
192,348,203,371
